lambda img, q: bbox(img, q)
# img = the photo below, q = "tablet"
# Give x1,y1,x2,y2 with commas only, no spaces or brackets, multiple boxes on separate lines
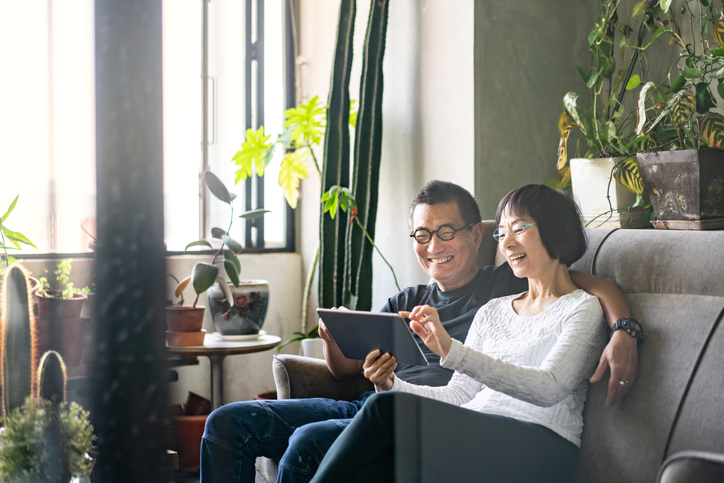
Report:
317,308,429,366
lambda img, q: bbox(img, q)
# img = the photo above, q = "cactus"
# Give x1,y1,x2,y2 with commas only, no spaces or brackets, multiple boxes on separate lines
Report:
319,0,356,309
38,350,67,404
0,263,37,419
344,0,390,311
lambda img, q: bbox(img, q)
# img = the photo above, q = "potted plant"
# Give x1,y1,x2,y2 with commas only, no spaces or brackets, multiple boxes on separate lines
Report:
168,171,269,340
631,1,724,228
556,0,665,228
35,259,88,366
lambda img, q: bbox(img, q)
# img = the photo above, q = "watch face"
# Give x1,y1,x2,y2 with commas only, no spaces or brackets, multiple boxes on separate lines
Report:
622,318,642,334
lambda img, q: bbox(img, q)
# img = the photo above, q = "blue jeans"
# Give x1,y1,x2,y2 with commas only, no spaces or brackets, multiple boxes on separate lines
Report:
200,392,374,483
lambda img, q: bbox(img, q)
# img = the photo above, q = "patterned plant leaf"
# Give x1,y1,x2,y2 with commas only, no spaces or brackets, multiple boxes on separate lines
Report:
563,92,586,136
283,95,327,147
636,82,656,134
671,90,696,126
697,112,724,148
278,148,311,209
558,165,571,190
556,111,576,172
714,20,724,46
613,157,644,195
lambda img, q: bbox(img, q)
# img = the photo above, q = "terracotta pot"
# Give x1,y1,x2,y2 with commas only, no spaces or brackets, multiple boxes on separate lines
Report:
207,280,269,335
184,391,211,416
37,293,86,320
36,317,88,366
166,329,206,347
173,414,209,471
253,390,277,400
165,306,205,332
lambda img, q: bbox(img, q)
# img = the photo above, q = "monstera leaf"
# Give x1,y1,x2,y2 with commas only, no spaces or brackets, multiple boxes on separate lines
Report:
698,112,724,149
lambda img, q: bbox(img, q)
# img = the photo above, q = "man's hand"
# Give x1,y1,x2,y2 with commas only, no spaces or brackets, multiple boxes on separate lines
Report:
589,330,638,407
402,305,452,359
363,349,396,391
318,319,335,343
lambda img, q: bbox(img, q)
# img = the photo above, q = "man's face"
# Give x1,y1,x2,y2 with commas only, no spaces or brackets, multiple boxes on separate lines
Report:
410,202,483,291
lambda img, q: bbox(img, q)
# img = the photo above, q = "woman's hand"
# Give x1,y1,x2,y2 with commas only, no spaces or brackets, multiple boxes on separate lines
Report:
363,349,396,391
401,305,452,359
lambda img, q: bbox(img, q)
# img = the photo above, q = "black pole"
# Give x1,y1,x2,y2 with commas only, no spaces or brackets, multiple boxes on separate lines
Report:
94,0,169,480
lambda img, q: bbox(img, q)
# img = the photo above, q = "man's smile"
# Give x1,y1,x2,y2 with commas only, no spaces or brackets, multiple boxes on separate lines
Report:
430,256,453,264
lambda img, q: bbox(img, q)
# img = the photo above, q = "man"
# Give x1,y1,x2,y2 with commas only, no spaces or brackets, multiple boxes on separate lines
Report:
200,180,638,482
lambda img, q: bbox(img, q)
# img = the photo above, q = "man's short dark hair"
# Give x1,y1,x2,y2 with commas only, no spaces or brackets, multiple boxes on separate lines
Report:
495,184,586,267
408,180,482,227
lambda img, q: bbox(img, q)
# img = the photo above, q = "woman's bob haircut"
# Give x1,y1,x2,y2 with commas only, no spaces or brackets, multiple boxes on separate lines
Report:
495,184,587,267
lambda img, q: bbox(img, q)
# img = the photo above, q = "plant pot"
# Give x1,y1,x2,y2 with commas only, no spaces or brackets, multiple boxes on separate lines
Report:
636,148,724,223
570,157,646,229
207,280,269,335
253,390,277,400
80,293,96,363
37,293,86,320
301,338,325,359
36,317,88,366
165,306,205,332
172,414,209,471
166,329,206,347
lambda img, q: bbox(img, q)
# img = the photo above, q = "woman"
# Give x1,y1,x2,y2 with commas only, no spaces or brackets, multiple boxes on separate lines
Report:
311,184,606,482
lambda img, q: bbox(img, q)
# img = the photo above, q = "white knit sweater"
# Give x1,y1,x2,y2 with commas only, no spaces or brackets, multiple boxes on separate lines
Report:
390,289,606,446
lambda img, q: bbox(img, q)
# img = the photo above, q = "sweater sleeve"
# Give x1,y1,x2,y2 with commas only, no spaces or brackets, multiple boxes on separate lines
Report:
440,294,604,407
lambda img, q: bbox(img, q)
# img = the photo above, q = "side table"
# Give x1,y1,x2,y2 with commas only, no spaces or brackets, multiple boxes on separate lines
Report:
167,332,281,409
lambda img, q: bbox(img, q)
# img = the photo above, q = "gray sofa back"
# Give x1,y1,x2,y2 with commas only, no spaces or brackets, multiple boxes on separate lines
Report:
568,228,724,483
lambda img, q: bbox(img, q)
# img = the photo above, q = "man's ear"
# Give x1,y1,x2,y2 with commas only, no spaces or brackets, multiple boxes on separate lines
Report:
472,222,484,248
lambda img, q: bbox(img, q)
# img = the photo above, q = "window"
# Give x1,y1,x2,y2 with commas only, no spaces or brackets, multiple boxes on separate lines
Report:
0,0,293,256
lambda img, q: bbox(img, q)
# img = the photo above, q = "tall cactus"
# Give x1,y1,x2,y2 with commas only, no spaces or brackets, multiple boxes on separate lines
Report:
344,0,390,311
38,350,67,404
319,0,356,309
0,263,38,418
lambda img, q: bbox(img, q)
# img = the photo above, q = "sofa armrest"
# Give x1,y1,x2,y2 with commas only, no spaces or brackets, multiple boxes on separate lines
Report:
657,451,724,483
273,354,374,401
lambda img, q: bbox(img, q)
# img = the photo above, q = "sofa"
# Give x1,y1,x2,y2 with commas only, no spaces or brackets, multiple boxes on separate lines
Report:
257,223,724,482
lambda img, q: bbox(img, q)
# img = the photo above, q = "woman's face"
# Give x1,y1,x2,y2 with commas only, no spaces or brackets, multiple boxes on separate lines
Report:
497,209,555,280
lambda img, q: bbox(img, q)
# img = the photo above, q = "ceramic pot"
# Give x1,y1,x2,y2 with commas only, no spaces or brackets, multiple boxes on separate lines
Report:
37,293,86,320
570,157,646,229
36,317,88,366
173,414,209,471
207,280,269,335
301,338,325,359
166,329,206,347
165,306,205,332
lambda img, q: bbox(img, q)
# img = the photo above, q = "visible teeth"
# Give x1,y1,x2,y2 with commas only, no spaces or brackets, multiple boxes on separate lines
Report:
510,253,526,260
431,256,453,263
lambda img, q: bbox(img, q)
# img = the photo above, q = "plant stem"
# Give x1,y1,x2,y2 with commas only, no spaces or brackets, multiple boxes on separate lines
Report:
300,242,319,335
354,218,401,292
1,230,8,270
307,143,322,177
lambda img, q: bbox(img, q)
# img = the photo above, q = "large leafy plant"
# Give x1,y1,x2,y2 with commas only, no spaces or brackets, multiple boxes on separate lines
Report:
175,171,268,308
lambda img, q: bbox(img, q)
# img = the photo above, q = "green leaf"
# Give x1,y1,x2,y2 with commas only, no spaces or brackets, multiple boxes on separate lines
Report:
598,55,616,79
576,66,592,84
613,158,645,195
717,81,724,100
632,1,647,16
588,21,605,46
185,240,214,251
712,46,724,57
221,235,243,253
205,171,232,204
283,95,327,146
682,68,704,80
695,83,715,114
239,209,271,219
667,75,686,93
278,148,311,209
191,262,218,295
712,65,724,79
232,126,274,184
586,70,601,88
658,92,665,103
701,0,712,7
224,249,242,275
660,0,672,13
224,260,240,287
211,227,227,239
2,227,36,249
1,195,18,223
626,74,641,90
563,92,586,136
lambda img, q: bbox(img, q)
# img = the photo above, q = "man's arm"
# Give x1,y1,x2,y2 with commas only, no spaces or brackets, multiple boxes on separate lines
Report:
319,320,364,380
569,270,638,407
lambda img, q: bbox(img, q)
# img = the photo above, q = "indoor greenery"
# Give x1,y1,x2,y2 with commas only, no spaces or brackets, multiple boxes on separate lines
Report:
177,171,268,308
0,195,36,276
38,259,85,300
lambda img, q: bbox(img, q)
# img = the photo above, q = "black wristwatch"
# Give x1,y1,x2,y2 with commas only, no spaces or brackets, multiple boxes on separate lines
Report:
611,317,644,346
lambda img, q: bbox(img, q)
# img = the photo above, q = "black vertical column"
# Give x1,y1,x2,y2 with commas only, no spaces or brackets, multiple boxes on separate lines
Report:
94,1,169,481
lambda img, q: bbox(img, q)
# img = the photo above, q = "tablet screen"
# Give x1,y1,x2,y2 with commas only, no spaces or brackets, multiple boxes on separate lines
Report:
317,308,429,366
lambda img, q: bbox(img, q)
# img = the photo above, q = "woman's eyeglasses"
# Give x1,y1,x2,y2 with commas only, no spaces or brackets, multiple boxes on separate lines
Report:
492,223,537,242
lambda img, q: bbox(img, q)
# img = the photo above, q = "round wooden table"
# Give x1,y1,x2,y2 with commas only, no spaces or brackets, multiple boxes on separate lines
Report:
167,332,281,409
